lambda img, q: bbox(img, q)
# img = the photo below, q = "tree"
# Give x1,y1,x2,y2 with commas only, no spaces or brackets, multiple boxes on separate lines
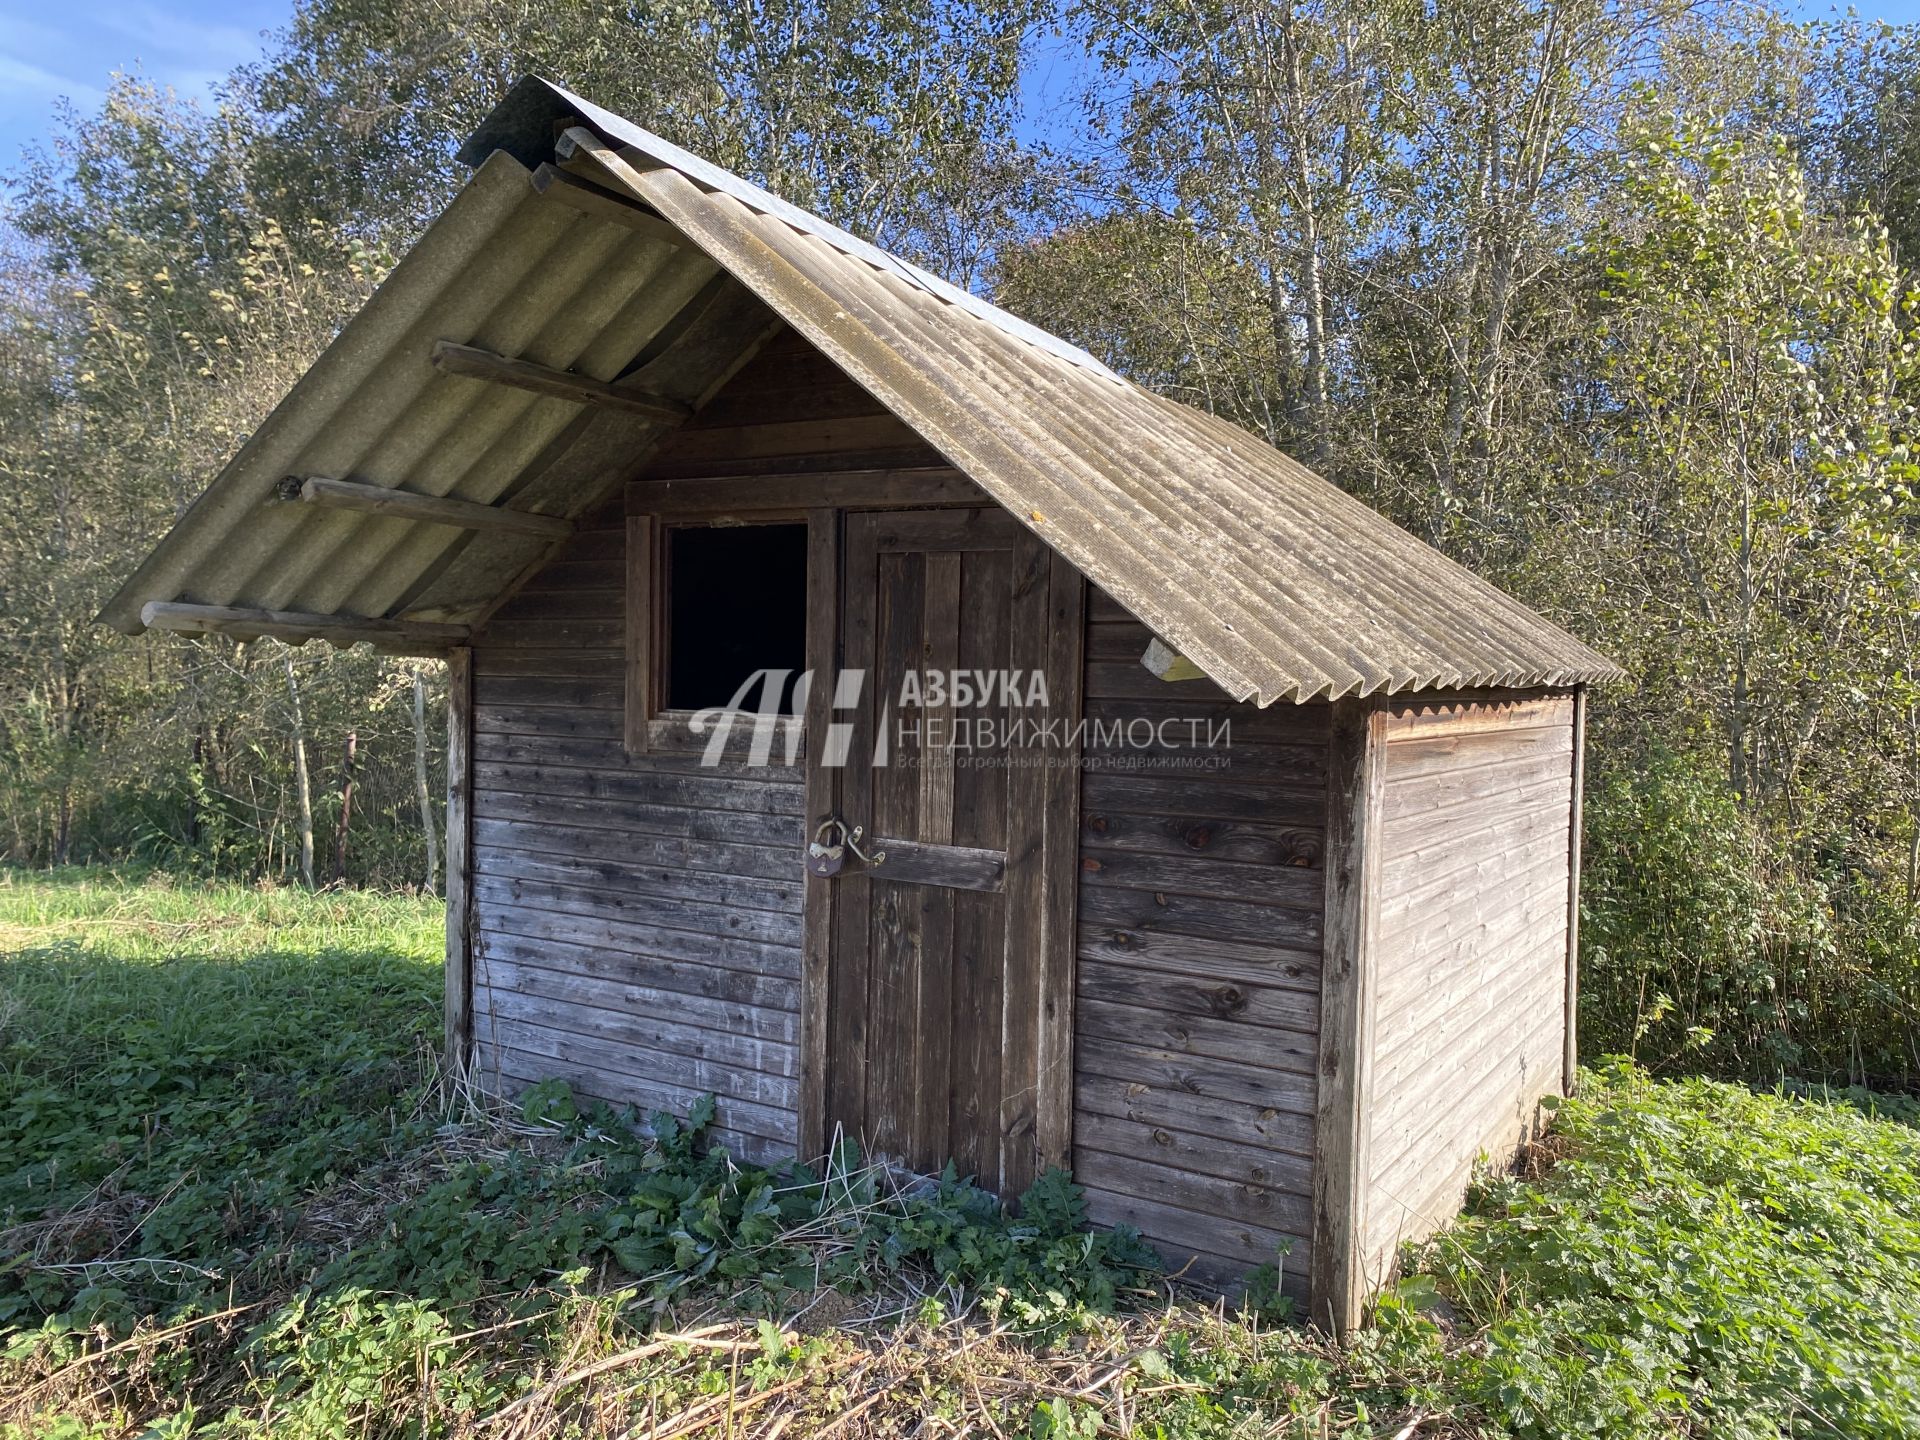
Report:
412,666,440,898
1816,20,1920,275
241,0,1055,271
1578,118,1920,818
1072,0,1416,462
0,4,1051,883
996,211,1280,426
281,647,316,889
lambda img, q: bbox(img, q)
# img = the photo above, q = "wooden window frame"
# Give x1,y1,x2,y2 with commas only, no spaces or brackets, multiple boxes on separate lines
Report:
624,513,656,754
624,469,986,759
625,510,814,758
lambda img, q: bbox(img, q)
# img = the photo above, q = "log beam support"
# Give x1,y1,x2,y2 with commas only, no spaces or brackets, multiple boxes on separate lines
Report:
1312,696,1389,1336
531,163,683,245
1563,685,1588,1094
430,340,692,423
140,601,469,655
295,475,573,540
626,468,979,518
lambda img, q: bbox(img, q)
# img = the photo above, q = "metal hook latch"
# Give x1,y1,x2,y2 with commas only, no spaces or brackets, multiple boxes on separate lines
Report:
805,817,885,878
843,823,885,868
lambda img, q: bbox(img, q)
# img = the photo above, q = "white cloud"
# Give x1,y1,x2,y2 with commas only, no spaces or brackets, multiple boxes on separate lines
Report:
96,1,269,69
0,52,105,107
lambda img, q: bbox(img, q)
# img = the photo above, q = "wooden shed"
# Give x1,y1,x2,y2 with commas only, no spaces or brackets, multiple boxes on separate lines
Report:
103,78,1620,1329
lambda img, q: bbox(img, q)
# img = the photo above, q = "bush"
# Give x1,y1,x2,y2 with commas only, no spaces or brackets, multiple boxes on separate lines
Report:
1579,748,1841,1077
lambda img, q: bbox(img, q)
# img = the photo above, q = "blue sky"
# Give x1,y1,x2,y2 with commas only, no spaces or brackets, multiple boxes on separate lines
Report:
3,0,1920,175
0,0,287,168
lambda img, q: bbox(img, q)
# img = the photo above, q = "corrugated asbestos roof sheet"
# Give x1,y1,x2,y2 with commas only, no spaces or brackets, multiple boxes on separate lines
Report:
460,81,1124,383
99,146,778,639
105,76,1620,703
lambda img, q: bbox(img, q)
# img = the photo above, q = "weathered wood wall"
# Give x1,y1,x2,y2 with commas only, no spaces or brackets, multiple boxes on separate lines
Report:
1361,691,1577,1277
1071,592,1327,1296
465,516,805,1158
466,329,941,1160
642,331,934,482
459,324,1579,1311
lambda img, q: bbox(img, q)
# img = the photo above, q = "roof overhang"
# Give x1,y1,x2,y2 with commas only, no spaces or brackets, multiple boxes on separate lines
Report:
103,77,1622,698
98,135,781,652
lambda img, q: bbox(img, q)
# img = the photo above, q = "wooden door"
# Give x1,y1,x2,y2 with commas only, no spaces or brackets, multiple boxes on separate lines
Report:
824,508,1083,1195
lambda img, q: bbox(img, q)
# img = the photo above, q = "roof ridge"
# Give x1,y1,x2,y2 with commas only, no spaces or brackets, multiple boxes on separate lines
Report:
532,78,1127,386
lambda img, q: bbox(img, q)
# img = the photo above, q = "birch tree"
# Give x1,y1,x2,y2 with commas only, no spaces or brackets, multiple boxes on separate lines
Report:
1581,118,1920,815
413,667,440,898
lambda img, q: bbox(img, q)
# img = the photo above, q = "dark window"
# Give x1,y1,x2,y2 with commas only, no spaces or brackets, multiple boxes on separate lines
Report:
665,523,808,713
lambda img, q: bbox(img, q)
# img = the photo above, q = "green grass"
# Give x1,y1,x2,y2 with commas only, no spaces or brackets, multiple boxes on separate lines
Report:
3,871,1920,1438
0,869,445,1328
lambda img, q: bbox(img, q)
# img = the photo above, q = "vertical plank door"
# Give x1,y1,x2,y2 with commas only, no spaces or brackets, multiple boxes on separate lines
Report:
825,508,1082,1194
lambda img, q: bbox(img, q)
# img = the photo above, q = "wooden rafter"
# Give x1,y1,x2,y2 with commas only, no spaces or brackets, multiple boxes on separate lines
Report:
530,163,683,245
556,126,669,175
296,476,573,540
140,601,470,655
430,340,693,423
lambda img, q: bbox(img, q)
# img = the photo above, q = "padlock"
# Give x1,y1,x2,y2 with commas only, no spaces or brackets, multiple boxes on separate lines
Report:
806,819,846,878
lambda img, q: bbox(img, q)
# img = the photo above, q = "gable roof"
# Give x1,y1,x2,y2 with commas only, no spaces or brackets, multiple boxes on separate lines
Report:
103,76,1619,703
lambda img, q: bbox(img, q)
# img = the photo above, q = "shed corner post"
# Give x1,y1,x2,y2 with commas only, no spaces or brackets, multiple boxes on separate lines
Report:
1311,694,1388,1336
443,646,476,1077
1562,684,1589,1097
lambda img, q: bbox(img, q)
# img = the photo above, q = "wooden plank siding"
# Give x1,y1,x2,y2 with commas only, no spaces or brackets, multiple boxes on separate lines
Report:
1071,592,1327,1297
1359,691,1577,1281
464,512,806,1159
451,323,1585,1316
466,330,951,1161
640,331,943,482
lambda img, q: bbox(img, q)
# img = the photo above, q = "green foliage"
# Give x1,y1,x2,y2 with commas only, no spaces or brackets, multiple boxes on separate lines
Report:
0,875,1156,1341
1581,743,1920,1082
245,0,1054,257
1586,115,1920,814
1581,747,1832,1074
346,1086,1160,1319
1235,1248,1297,1324
338,1148,612,1304
0,76,429,884
1549,107,1920,1087
0,873,444,1324
1420,1059,1920,1438
8,875,1920,1438
244,1290,462,1435
1025,1395,1101,1437
995,213,1284,437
